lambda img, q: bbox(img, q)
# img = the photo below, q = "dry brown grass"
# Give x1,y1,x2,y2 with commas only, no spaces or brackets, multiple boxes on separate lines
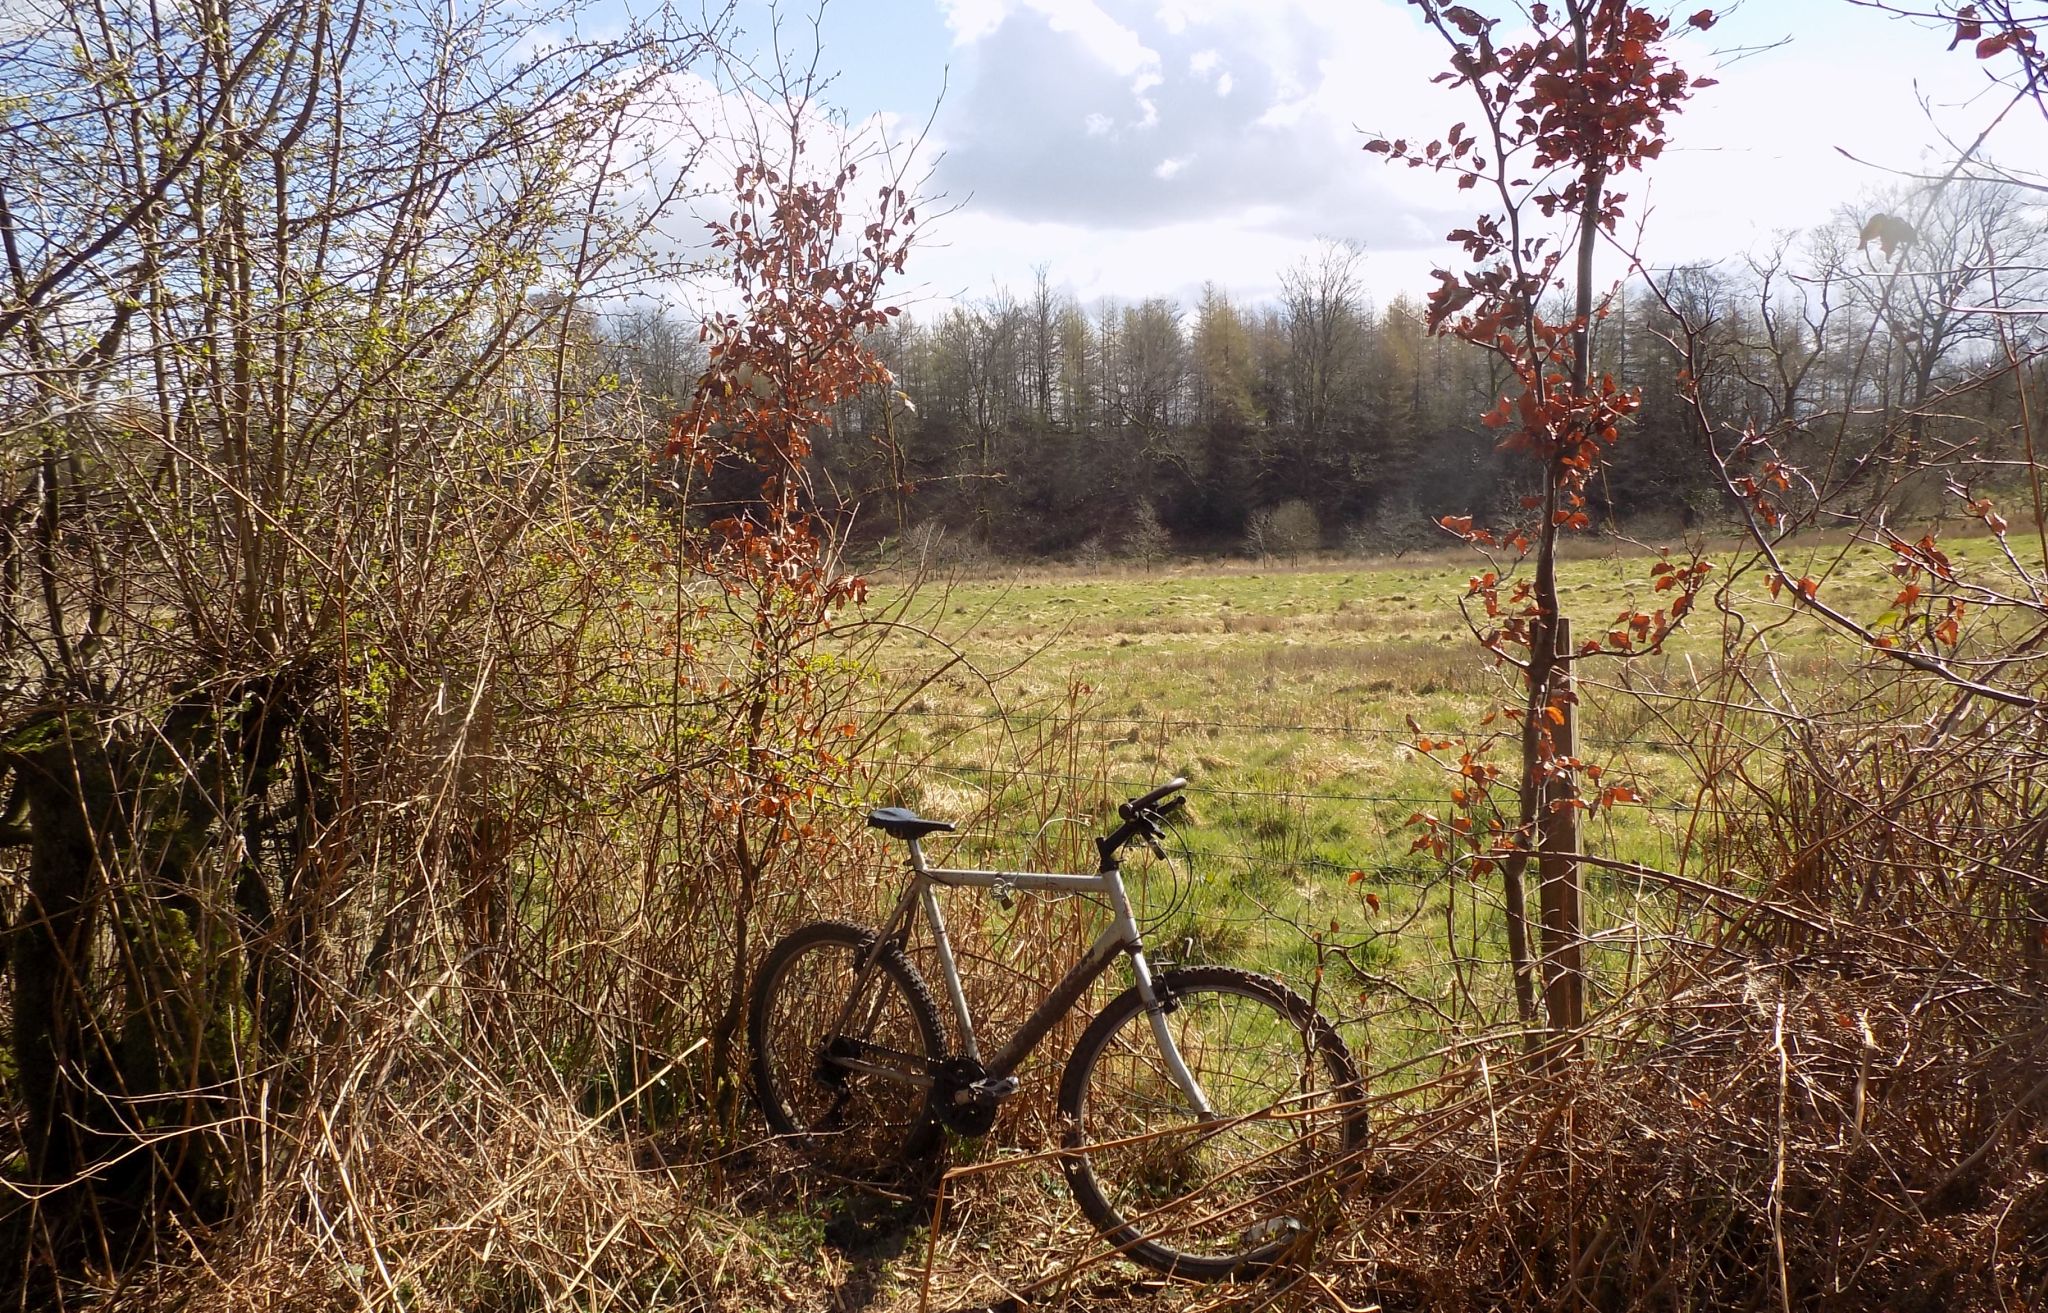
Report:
116,1056,791,1313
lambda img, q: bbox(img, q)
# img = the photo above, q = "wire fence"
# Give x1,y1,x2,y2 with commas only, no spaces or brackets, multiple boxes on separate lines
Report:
886,704,1718,756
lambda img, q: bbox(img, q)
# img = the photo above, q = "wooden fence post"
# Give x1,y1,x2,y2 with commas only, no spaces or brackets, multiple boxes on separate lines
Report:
1538,617,1584,1056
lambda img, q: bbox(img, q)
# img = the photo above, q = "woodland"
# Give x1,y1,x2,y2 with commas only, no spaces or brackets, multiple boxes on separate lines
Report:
1,0,2046,1311
626,186,2045,561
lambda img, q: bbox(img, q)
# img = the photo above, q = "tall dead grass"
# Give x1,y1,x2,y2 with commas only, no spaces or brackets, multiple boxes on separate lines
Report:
18,554,2045,1313
1313,666,2048,1312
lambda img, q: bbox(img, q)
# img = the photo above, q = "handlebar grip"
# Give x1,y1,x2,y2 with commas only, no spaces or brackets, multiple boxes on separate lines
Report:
1120,776,1188,819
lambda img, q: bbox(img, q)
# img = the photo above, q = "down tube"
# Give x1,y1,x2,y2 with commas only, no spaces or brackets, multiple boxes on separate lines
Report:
984,928,1130,1079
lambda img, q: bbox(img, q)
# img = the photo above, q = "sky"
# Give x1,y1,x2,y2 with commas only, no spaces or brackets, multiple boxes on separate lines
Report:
702,0,2048,314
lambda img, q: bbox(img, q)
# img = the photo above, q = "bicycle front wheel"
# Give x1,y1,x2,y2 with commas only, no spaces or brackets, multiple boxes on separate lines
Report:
748,920,944,1182
1057,966,1366,1280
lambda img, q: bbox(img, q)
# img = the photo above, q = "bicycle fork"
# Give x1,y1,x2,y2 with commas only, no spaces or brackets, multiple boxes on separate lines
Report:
1107,877,1219,1121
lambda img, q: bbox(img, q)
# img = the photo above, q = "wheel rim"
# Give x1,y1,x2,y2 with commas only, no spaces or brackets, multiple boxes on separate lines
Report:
1072,982,1356,1267
759,938,932,1177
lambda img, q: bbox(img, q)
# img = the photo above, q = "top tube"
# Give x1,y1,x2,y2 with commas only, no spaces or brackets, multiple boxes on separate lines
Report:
912,860,1117,895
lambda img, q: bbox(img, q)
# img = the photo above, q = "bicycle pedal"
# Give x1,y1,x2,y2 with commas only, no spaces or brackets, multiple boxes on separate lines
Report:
957,1075,1018,1104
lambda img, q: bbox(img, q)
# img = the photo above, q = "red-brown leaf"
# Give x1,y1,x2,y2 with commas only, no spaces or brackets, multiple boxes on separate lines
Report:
1443,5,1490,37
1951,6,1983,50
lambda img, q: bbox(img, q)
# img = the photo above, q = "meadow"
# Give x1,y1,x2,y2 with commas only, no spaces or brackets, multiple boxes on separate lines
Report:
863,533,1973,1055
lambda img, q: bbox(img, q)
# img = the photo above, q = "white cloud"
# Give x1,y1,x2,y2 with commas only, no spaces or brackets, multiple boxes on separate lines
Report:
1031,0,1157,78
934,0,1453,241
1253,95,1310,129
938,0,1009,44
895,205,1446,312
1132,68,1163,127
1619,18,2048,274
912,0,2048,308
625,66,940,318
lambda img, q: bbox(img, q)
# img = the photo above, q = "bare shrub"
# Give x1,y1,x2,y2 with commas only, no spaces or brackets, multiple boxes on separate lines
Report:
1246,499,1322,558
1120,500,1172,564
1344,503,1438,558
906,517,986,571
0,1,947,1300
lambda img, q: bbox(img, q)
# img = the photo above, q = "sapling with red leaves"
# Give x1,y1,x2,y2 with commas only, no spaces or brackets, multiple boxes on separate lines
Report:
1368,0,1717,1038
660,133,919,1115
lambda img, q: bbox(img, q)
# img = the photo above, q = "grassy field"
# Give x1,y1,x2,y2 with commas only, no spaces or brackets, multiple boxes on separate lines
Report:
863,533,1987,1047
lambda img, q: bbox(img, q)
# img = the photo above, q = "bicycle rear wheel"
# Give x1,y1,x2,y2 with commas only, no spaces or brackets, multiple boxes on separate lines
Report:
1057,966,1365,1280
748,920,944,1181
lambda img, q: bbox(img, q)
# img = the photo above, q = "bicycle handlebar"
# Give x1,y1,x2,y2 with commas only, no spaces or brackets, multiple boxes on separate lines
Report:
1097,778,1189,868
1119,777,1187,820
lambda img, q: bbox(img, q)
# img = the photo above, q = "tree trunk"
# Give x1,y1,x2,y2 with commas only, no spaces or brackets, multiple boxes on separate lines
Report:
11,716,114,1200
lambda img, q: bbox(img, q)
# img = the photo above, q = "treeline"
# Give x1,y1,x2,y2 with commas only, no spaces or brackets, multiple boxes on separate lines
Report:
613,182,2045,559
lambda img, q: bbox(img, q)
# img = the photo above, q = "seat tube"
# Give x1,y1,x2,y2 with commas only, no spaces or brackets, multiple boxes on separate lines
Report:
1107,867,1215,1117
915,844,980,1062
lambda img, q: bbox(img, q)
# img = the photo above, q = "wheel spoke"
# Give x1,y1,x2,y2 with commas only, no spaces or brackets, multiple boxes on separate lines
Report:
1059,967,1364,1278
749,922,943,1181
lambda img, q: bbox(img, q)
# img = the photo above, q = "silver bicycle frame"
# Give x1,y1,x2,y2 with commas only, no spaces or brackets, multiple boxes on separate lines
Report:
873,836,1215,1117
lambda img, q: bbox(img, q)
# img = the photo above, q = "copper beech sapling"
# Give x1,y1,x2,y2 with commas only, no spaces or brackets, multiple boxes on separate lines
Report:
1368,0,1715,1038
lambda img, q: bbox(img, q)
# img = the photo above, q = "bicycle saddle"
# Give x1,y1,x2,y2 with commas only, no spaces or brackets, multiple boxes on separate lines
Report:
865,807,956,840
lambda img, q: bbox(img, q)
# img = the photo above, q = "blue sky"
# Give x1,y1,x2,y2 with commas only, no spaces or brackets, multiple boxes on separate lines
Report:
699,0,2047,312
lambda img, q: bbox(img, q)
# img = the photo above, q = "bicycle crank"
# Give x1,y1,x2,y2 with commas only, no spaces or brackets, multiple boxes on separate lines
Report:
934,1056,1017,1136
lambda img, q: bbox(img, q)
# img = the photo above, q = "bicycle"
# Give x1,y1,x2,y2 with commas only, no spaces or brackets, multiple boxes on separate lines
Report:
747,777,1367,1280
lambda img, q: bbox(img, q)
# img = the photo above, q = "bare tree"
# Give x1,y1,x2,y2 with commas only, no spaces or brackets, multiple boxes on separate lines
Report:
1278,239,1371,446
1837,182,2048,472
